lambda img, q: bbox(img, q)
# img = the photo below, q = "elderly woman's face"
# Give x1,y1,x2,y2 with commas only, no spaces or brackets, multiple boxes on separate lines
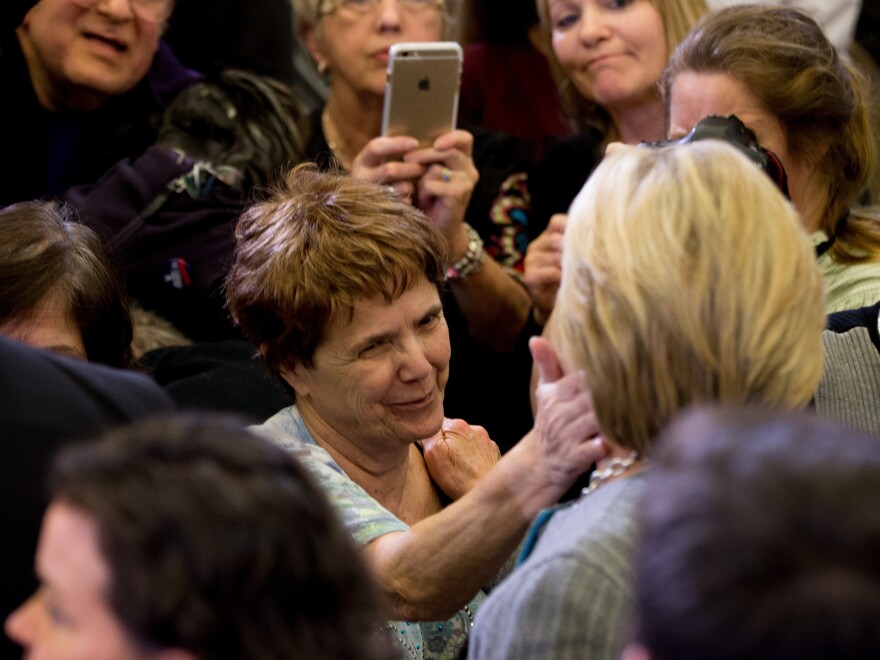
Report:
285,278,450,447
310,0,444,98
548,0,667,112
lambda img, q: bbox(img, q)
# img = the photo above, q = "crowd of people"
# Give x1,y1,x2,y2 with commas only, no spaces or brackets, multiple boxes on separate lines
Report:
3,0,880,658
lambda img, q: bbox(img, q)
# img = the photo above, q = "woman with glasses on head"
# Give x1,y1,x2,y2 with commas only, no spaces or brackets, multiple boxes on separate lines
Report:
294,0,539,448
0,0,198,205
664,5,880,313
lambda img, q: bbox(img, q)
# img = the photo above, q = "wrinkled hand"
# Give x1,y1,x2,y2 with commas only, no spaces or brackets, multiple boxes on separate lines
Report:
403,130,479,257
523,213,567,326
525,336,605,488
350,135,426,200
421,418,501,501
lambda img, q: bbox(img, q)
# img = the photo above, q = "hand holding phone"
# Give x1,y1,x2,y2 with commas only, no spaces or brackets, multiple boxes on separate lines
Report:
381,42,462,147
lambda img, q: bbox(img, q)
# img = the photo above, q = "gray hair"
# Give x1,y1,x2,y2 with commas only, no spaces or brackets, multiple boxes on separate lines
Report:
293,0,459,39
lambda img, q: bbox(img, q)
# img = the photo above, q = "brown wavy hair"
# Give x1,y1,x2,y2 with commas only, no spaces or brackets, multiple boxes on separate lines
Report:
662,5,880,263
226,164,447,372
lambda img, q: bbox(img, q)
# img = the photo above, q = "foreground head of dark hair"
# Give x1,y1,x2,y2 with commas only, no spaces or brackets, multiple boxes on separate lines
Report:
631,407,880,660
47,415,394,660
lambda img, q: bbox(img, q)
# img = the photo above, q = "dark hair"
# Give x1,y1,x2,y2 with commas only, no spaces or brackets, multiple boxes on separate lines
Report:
633,406,880,660
157,69,309,192
0,200,133,367
50,415,395,660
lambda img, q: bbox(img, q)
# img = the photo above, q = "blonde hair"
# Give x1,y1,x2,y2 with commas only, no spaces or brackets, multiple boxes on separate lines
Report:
535,0,707,137
550,142,825,453
225,164,447,373
662,5,880,263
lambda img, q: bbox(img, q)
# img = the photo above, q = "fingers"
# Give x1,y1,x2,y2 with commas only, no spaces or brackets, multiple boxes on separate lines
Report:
402,130,475,173
442,417,465,435
418,163,478,205
429,129,474,156
577,436,608,466
529,231,565,257
357,130,477,220
523,263,561,295
386,179,415,202
525,215,566,267
524,214,566,325
355,159,424,186
529,336,563,384
546,213,568,234
351,136,425,185
534,373,600,442
423,416,500,500
604,141,636,158
442,417,489,441
523,263,561,326
524,236,563,286
359,136,420,166
353,132,476,189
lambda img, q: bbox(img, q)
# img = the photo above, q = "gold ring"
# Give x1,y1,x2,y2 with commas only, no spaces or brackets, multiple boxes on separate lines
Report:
441,168,453,183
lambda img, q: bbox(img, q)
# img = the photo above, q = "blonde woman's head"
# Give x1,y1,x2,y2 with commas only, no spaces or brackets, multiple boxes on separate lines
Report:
550,141,825,453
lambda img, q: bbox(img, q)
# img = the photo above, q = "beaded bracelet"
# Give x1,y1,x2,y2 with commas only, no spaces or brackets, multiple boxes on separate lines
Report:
446,223,487,281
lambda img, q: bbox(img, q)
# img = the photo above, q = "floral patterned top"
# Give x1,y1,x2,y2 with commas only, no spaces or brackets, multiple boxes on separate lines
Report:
253,405,486,659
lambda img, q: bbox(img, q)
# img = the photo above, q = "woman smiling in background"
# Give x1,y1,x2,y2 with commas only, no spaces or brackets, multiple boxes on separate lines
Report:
524,0,706,325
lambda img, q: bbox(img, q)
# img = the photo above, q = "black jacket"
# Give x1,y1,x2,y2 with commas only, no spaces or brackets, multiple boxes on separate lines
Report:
0,24,198,206
0,338,173,658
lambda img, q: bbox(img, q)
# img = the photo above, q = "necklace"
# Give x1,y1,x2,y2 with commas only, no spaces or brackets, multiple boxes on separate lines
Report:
321,108,353,171
584,450,643,495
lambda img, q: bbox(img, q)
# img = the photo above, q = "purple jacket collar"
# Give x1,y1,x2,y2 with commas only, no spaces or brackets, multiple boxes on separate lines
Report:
150,40,202,106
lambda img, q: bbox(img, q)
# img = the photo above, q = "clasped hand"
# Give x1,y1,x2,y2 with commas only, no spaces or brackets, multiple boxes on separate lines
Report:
351,130,479,256
420,418,500,501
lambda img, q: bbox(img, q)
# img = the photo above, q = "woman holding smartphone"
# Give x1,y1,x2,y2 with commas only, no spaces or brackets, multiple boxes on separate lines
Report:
295,0,537,447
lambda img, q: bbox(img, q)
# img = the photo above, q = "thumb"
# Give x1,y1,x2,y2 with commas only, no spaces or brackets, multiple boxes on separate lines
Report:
530,336,563,384
420,419,449,449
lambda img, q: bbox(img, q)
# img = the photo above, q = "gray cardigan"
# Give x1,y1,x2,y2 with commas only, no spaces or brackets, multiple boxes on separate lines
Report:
469,473,647,660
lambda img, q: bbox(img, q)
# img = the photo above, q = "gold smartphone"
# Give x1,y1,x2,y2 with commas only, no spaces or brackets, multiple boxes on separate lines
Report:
381,42,462,147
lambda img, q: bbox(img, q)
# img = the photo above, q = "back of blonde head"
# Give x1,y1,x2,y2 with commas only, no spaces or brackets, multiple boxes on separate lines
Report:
552,142,825,453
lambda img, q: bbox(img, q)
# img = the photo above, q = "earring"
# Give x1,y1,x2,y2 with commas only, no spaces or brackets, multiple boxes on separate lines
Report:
317,61,331,86
557,77,571,101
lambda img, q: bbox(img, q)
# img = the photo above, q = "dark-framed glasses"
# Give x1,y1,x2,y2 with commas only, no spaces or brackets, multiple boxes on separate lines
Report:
70,0,174,23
